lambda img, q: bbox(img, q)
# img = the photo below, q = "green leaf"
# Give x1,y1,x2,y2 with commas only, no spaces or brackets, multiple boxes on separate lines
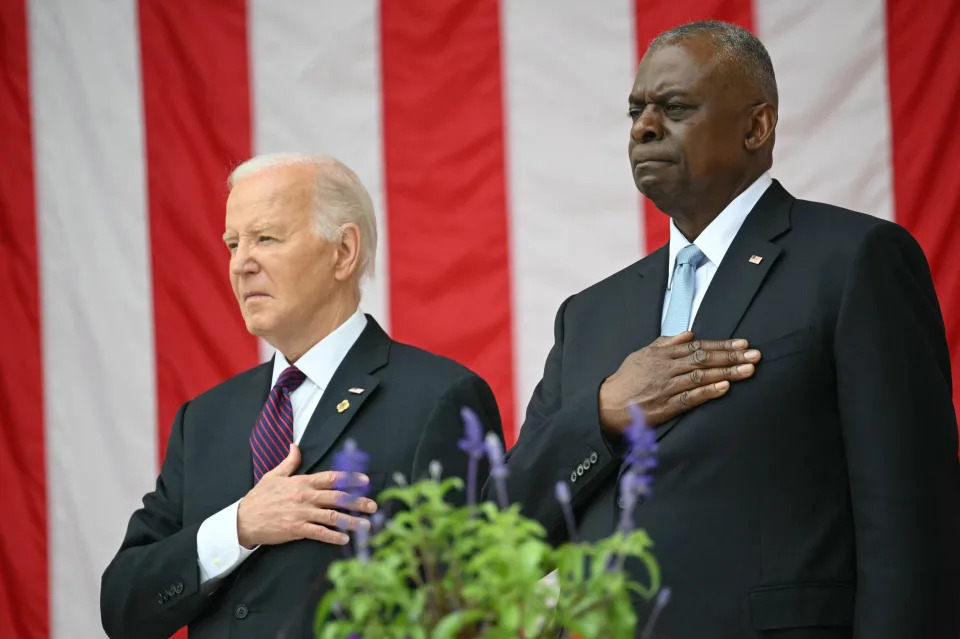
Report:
431,609,486,639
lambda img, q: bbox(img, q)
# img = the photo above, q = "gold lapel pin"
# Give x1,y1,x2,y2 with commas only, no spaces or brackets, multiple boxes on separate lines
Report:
348,387,365,395
337,399,350,413
748,255,763,264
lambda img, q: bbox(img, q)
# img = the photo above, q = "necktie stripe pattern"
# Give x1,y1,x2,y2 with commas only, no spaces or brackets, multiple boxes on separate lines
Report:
662,244,708,336
251,366,307,483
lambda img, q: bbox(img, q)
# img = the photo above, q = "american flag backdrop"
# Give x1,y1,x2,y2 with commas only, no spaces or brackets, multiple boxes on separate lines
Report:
1,1,958,637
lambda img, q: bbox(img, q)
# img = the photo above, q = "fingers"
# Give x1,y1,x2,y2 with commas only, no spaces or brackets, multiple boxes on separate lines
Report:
306,470,370,491
666,381,731,415
306,507,371,533
268,444,302,477
311,490,378,514
667,337,751,358
298,523,350,545
669,362,756,393
676,346,761,369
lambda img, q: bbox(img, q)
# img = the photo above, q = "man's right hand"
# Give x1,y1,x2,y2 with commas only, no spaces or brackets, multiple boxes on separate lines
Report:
599,331,761,434
237,444,377,549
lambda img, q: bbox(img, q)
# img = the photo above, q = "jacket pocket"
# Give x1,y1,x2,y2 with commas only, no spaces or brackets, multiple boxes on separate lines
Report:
754,326,815,363
749,581,855,630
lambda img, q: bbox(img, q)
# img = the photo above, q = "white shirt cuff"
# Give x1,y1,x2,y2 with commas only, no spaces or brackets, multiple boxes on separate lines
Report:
197,499,257,584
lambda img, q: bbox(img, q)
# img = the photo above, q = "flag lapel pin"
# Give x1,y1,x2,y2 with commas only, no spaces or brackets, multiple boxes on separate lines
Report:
748,255,763,264
348,387,364,395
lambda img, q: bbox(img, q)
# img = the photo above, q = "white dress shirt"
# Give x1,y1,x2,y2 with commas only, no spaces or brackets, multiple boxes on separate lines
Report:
196,308,368,585
661,172,773,332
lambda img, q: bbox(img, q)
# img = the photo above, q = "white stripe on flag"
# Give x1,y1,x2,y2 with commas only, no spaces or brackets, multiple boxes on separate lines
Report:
502,0,642,430
755,0,895,221
27,1,156,636
249,0,388,363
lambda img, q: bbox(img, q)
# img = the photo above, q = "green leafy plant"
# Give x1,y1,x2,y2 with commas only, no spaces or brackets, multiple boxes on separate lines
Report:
316,406,668,638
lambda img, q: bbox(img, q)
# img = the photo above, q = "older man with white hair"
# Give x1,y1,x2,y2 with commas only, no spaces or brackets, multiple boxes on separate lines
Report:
100,154,503,639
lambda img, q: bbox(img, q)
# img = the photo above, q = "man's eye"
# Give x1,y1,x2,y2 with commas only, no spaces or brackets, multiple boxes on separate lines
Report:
226,242,238,250
627,107,644,120
258,236,274,243
664,104,690,114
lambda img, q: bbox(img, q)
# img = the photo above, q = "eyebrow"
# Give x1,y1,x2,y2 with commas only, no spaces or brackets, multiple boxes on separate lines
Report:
629,90,691,103
222,224,279,243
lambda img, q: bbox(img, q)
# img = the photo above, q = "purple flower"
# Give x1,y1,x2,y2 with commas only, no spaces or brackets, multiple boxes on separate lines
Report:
484,432,509,509
618,404,658,534
332,438,371,515
332,438,370,497
617,470,640,534
554,481,578,542
623,405,658,480
458,406,486,507
458,407,486,458
354,524,370,563
640,587,672,639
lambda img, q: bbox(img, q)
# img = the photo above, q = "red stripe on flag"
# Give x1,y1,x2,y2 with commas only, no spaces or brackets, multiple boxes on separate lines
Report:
138,3,257,636
633,0,756,254
0,1,48,638
138,0,259,470
380,0,517,442
885,0,960,424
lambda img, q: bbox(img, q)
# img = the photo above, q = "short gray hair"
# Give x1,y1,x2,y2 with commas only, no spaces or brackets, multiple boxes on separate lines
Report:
228,153,378,280
649,20,778,107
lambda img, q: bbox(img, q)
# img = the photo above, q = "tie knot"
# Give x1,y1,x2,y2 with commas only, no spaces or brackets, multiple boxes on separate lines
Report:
677,244,707,268
275,366,306,394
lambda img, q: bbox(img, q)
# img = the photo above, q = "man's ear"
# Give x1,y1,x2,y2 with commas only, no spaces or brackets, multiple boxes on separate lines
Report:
333,223,362,283
745,103,777,152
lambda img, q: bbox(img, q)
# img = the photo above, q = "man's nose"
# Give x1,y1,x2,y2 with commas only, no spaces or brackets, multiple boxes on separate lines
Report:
230,244,257,275
631,106,664,144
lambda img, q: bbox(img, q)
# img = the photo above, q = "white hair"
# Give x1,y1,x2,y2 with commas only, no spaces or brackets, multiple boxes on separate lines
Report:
228,153,378,280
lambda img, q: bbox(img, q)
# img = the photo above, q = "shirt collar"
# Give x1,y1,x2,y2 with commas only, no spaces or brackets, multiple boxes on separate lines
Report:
667,172,773,288
271,308,368,391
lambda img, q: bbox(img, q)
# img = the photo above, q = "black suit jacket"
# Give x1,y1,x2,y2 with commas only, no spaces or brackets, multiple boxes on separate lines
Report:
501,182,960,638
100,317,503,639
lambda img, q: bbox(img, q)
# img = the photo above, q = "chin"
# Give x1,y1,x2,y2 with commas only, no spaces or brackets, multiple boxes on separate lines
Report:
636,179,675,209
243,315,274,339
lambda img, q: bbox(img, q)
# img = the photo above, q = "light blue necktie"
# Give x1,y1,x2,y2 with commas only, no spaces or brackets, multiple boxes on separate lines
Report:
661,244,707,336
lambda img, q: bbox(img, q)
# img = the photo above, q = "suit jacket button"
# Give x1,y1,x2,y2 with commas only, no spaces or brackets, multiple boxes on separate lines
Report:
589,452,598,464
157,593,164,604
175,583,183,594
570,471,577,483
582,459,591,470
576,464,584,476
235,604,249,619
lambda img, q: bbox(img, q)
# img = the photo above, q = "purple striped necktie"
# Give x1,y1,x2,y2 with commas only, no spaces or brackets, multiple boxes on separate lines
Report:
250,365,307,483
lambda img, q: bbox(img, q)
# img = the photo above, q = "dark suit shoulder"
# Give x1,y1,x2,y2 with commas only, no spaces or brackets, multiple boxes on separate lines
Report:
562,253,659,315
184,361,272,409
785,198,927,276
385,341,485,389
790,197,898,240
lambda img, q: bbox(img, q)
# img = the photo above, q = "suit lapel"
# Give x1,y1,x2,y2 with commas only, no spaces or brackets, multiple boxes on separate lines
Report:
631,245,670,349
295,316,390,475
653,180,793,446
689,181,792,340
221,361,273,495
